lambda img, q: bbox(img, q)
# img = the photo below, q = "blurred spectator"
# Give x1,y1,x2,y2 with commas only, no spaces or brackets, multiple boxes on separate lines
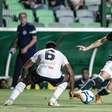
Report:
0,79,8,89
74,68,90,89
0,18,6,27
48,0,65,10
107,0,112,4
3,0,8,9
19,0,44,9
68,0,84,10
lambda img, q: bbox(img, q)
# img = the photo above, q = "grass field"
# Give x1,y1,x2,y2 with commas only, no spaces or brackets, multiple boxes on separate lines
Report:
0,89,112,112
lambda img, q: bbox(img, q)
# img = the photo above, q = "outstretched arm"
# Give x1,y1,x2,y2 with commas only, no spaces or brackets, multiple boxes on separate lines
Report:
77,36,108,52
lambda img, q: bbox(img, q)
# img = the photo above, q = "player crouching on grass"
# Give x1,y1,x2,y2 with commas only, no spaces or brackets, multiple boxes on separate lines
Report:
71,32,112,104
4,41,74,106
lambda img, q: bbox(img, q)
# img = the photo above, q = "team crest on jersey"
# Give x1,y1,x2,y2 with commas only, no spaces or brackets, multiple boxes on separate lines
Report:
23,30,27,35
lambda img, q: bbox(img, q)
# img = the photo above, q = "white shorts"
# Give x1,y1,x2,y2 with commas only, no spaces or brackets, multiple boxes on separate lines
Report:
101,61,112,78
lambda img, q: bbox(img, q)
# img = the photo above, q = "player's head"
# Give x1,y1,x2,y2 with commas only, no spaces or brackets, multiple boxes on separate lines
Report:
46,41,57,49
81,68,89,81
18,12,27,25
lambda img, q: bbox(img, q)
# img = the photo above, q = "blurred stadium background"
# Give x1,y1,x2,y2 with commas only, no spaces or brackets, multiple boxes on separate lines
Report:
0,31,111,88
0,0,112,28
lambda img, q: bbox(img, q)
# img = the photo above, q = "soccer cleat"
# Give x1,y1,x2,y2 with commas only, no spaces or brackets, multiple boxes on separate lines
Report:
48,100,60,107
4,99,14,106
95,95,102,104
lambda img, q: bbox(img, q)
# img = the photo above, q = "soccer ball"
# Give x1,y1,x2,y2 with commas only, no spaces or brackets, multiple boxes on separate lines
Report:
81,90,94,104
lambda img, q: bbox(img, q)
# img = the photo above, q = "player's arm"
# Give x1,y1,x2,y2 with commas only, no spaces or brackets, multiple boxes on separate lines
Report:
64,64,75,92
77,36,108,52
10,38,18,54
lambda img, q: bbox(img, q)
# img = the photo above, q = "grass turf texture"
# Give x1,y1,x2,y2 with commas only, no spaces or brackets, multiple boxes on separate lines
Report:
0,89,112,112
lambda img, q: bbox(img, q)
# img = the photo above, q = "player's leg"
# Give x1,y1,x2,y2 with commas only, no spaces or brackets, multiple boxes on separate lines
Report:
95,79,112,104
73,61,112,96
48,75,69,106
82,61,112,91
95,61,112,104
4,74,31,106
72,71,110,100
11,55,24,88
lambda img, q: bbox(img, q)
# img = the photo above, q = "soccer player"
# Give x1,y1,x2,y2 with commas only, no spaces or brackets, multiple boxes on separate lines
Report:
10,12,37,89
72,32,112,104
4,41,74,106
74,68,90,89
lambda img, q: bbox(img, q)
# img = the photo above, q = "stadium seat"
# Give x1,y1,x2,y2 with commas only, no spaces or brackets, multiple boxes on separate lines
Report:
58,16,74,26
39,17,54,27
36,10,53,17
79,17,94,26
76,9,93,18
48,22,67,27
6,0,19,5
87,5,99,12
4,17,19,27
88,22,101,27
69,22,84,28
56,9,74,18
85,0,101,6
3,9,12,17
33,22,45,27
109,23,112,27
36,10,55,26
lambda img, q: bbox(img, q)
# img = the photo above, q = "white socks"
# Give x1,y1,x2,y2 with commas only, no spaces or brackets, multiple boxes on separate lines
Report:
50,82,68,102
9,82,26,101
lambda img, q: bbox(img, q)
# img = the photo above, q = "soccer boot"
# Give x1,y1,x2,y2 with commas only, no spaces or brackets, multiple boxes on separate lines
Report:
4,99,14,106
95,95,102,104
48,100,60,107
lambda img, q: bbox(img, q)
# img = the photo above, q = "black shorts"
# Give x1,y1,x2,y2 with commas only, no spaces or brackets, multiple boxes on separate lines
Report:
23,70,64,86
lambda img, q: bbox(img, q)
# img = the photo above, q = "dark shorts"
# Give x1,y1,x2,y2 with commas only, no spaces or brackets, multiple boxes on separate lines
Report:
23,70,64,86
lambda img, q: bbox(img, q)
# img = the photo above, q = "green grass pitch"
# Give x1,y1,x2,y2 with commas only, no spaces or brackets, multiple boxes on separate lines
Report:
0,89,112,112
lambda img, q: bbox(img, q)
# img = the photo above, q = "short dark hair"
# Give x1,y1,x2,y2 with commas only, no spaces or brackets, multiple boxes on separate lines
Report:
18,12,27,19
46,41,57,49
81,67,89,74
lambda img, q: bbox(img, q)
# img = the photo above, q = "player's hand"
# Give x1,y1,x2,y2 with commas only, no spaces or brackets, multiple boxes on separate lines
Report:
10,48,16,54
21,47,28,54
76,45,88,52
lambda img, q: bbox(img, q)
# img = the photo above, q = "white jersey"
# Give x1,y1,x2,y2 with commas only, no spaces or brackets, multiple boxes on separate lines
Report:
30,48,69,79
101,61,112,78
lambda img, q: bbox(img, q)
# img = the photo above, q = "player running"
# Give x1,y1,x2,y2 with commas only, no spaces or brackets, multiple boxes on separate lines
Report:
4,41,74,106
71,32,112,104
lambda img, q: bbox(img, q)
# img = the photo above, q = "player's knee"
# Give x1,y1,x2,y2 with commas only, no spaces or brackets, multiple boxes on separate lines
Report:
100,71,111,80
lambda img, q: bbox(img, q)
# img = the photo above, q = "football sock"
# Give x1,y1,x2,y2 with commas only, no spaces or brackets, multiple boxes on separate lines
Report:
97,88,111,96
81,76,104,90
50,82,68,102
9,82,26,101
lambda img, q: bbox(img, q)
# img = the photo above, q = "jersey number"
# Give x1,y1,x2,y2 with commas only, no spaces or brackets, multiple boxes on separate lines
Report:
45,50,55,60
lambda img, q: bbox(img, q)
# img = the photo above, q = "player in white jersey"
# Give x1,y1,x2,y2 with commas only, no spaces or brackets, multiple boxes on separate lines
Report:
4,41,74,106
